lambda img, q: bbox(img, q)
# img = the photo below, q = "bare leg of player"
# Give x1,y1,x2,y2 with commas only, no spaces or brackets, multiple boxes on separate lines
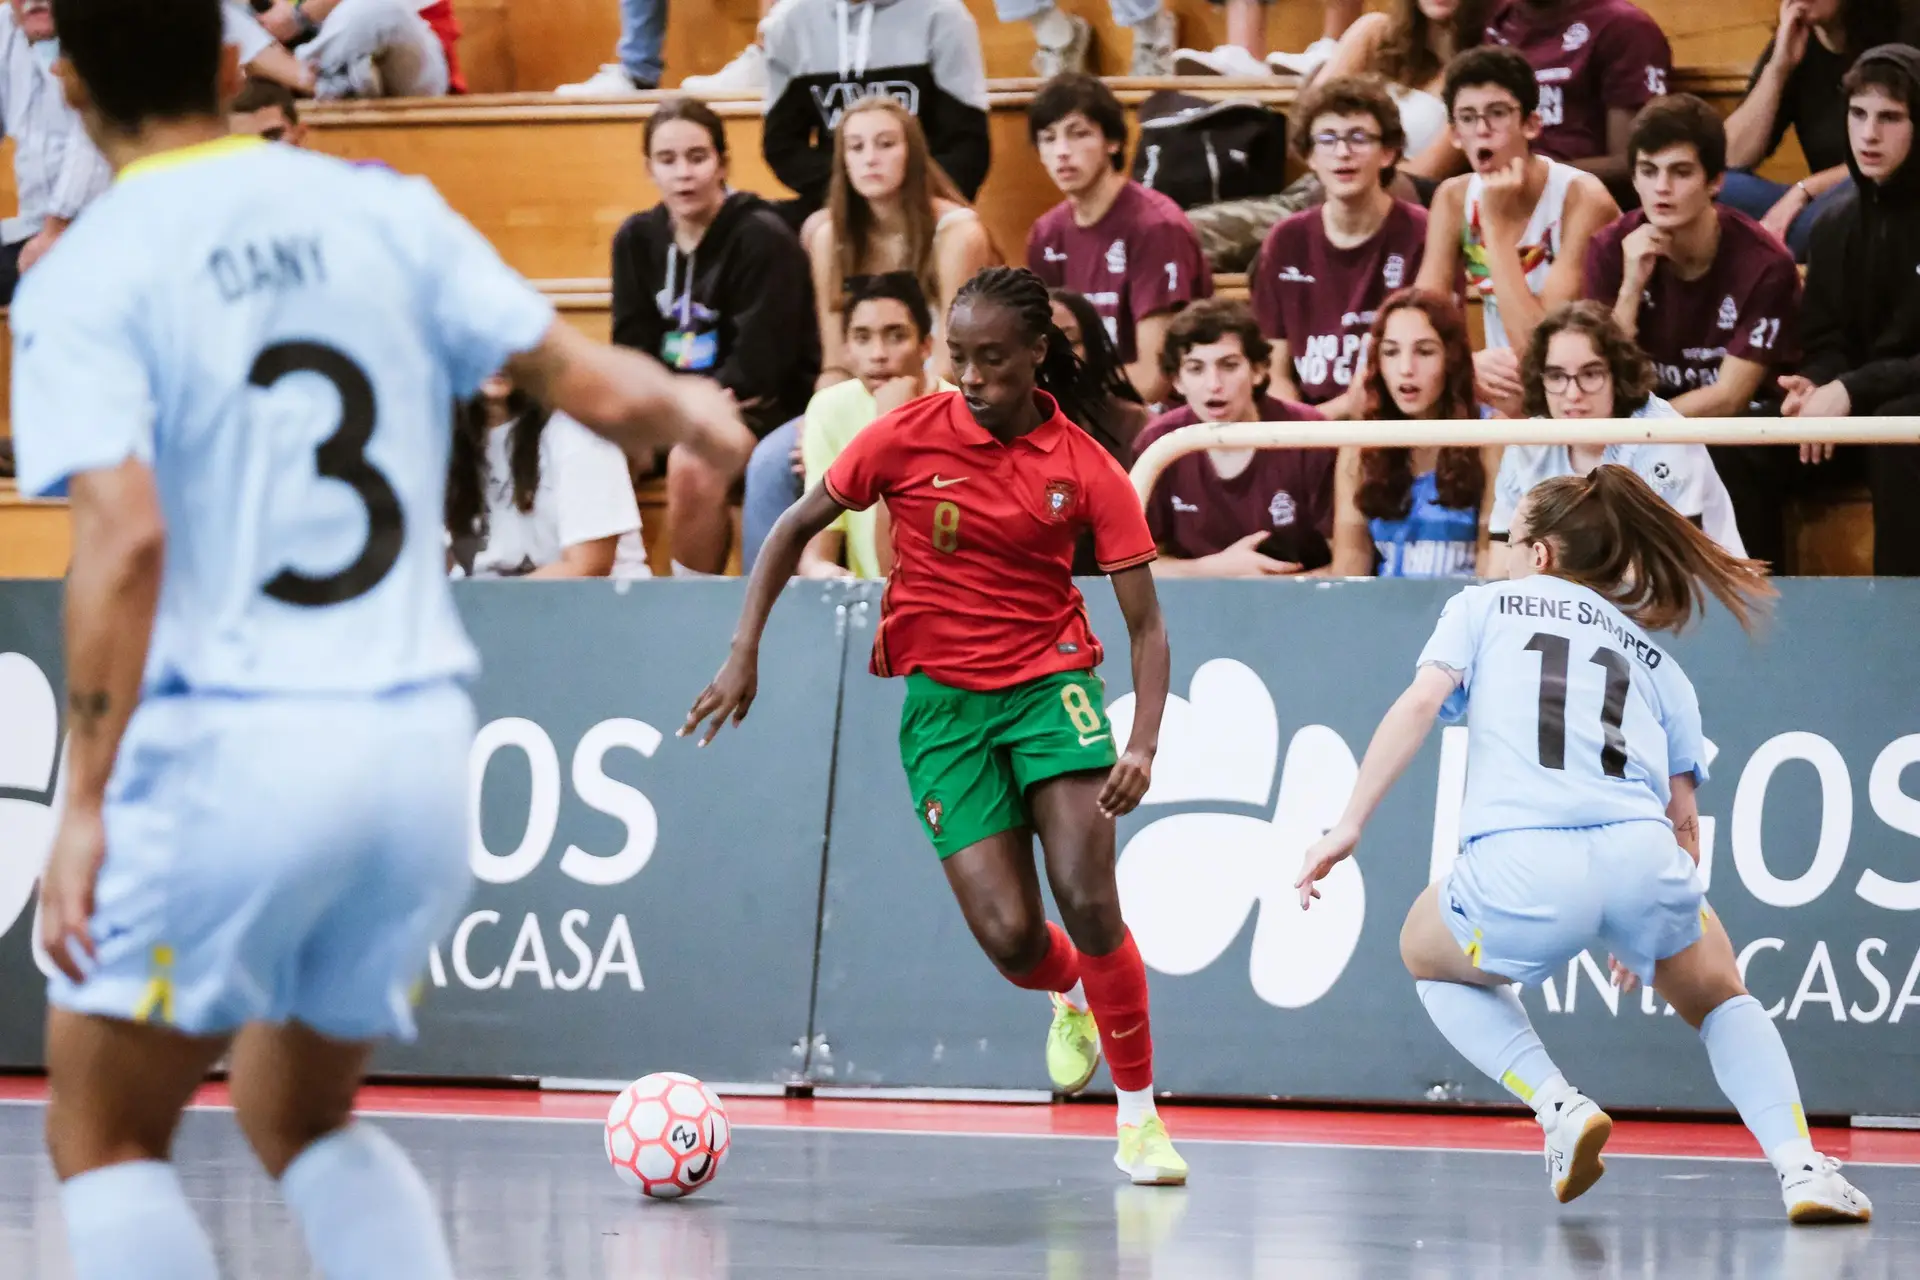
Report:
228,1020,460,1276
1399,886,1612,1203
44,1010,228,1280
1653,909,1871,1224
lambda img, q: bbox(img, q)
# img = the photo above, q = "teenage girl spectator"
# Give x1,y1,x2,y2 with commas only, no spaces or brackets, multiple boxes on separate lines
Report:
612,97,820,575
1050,289,1154,467
1492,301,1746,557
446,376,646,580
1310,0,1494,187
1719,0,1903,260
1331,289,1499,577
807,97,999,389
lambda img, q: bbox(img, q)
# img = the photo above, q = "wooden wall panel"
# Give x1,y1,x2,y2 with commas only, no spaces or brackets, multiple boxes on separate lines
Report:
451,0,516,95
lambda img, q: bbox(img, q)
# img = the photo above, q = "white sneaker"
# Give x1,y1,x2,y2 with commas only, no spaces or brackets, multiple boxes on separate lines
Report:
1266,36,1339,77
1174,45,1272,78
1129,9,1177,77
1541,1091,1612,1204
1780,1156,1873,1224
555,64,648,97
1032,12,1092,78
680,43,768,96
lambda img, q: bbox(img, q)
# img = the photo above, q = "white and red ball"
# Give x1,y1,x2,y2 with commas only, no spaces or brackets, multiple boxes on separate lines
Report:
604,1072,732,1199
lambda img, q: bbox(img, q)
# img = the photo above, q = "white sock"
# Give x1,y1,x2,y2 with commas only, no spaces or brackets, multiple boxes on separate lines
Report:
1062,980,1088,1011
61,1160,218,1280
281,1124,455,1280
1698,993,1817,1175
1416,980,1569,1117
1116,1085,1157,1129
1030,6,1073,47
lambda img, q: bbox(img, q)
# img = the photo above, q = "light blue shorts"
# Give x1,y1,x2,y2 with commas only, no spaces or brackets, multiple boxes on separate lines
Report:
49,682,475,1041
1438,820,1706,987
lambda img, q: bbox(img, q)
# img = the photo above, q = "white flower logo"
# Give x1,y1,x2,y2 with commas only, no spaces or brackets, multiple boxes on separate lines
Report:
0,652,62,973
1108,660,1366,1008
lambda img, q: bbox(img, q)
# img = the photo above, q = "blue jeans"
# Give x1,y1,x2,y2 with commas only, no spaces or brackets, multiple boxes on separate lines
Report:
618,0,666,86
1716,170,1851,263
741,418,804,575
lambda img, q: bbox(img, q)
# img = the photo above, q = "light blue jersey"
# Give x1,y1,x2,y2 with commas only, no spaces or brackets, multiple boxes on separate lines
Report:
1419,574,1709,842
11,135,556,695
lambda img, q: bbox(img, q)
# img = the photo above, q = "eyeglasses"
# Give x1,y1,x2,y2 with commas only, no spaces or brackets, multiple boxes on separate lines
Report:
1452,103,1520,130
1310,129,1383,154
1542,365,1611,395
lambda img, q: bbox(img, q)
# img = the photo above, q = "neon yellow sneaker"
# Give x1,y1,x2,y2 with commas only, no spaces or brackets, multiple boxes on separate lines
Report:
1115,1115,1188,1186
1046,992,1101,1094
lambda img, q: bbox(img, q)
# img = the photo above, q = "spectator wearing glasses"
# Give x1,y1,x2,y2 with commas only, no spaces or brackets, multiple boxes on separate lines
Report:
0,0,110,302
1135,300,1335,578
1585,95,1801,421
1418,46,1619,417
1253,75,1428,419
1491,301,1745,558
1331,289,1499,577
1781,45,1920,576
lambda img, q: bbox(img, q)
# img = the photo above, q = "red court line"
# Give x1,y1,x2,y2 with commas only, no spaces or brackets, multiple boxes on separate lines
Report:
4,1077,1915,1164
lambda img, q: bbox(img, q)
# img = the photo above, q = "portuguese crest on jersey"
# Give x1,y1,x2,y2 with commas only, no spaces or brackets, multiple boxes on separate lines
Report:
923,795,945,836
1044,479,1079,522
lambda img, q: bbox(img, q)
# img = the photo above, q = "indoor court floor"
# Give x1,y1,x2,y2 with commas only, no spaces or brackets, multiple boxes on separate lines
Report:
0,1081,1915,1278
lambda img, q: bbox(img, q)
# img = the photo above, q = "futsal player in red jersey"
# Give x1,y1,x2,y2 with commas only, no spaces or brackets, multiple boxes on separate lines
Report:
685,266,1187,1185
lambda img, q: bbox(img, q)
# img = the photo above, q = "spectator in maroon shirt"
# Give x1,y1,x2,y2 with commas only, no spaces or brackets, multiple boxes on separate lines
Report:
1026,73,1213,405
1484,0,1672,188
1254,75,1429,420
1585,95,1802,421
1135,300,1335,577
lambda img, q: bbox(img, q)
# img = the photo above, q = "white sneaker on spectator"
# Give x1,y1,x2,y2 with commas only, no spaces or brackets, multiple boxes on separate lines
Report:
1266,37,1338,77
1032,12,1092,78
555,64,651,96
313,55,385,101
1129,8,1178,77
1174,44,1272,77
680,42,769,96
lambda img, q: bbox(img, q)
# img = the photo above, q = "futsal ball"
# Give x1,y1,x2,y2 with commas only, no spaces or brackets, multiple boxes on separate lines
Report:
604,1072,732,1199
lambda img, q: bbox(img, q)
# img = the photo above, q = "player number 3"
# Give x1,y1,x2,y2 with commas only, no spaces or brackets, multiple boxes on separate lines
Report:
1060,683,1102,736
932,500,962,554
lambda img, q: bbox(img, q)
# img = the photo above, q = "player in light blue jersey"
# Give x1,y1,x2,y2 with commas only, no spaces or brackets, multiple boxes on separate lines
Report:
1297,466,1873,1225
15,4,754,1279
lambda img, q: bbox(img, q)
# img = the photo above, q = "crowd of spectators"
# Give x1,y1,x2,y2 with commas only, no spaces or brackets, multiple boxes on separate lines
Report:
9,0,1920,580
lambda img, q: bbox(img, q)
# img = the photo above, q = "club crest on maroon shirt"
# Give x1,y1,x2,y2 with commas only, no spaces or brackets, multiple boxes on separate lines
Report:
1045,479,1078,521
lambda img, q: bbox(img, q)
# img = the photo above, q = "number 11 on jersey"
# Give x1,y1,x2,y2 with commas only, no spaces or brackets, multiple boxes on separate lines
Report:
1526,632,1631,778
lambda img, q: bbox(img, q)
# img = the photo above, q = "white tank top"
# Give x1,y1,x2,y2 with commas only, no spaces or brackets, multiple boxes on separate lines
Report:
1389,83,1449,159
1462,158,1580,350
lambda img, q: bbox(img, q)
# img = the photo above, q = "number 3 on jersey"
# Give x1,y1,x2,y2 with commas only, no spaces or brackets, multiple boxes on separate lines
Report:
253,341,405,607
1526,632,1631,778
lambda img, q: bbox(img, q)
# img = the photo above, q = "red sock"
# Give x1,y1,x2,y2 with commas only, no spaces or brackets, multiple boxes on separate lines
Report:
1078,930,1153,1091
1004,921,1082,993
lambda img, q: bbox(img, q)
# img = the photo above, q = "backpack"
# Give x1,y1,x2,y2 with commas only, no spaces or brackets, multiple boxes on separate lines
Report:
1130,91,1290,210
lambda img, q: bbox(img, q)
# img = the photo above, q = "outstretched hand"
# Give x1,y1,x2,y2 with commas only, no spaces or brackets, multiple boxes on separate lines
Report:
1099,746,1154,818
1295,823,1360,910
680,648,760,747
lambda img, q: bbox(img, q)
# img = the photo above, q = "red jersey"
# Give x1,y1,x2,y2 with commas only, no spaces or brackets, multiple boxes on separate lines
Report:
1486,0,1670,164
1027,181,1212,363
822,391,1157,692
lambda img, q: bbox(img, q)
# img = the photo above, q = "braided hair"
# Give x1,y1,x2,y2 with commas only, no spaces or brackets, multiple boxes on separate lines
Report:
950,266,1105,434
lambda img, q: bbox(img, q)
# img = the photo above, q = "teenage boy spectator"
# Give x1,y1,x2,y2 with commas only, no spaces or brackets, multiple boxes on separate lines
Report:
1484,0,1672,186
1135,300,1335,578
1720,0,1902,259
1253,75,1428,419
0,0,109,301
229,79,307,146
762,0,990,225
1585,95,1801,421
1780,45,1920,575
1418,46,1618,415
1027,73,1212,406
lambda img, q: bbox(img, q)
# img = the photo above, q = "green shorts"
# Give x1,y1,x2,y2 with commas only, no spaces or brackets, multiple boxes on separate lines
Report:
899,669,1120,858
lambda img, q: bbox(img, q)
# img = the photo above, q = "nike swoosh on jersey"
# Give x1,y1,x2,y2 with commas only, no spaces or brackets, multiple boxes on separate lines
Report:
1079,733,1108,746
931,475,968,488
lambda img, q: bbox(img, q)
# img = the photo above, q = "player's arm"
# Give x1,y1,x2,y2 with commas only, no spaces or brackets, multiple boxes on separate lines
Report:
42,458,166,979
1103,565,1171,818
507,320,754,477
1296,663,1459,906
1667,772,1702,864
681,483,848,746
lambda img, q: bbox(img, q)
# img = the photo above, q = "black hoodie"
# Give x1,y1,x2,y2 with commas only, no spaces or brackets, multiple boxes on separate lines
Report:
1799,44,1920,413
610,190,821,438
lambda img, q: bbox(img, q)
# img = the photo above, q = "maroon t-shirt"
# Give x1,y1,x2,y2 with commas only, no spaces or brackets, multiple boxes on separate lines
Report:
1583,207,1802,399
1028,181,1213,363
1250,201,1428,405
1486,0,1671,164
1137,396,1335,561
